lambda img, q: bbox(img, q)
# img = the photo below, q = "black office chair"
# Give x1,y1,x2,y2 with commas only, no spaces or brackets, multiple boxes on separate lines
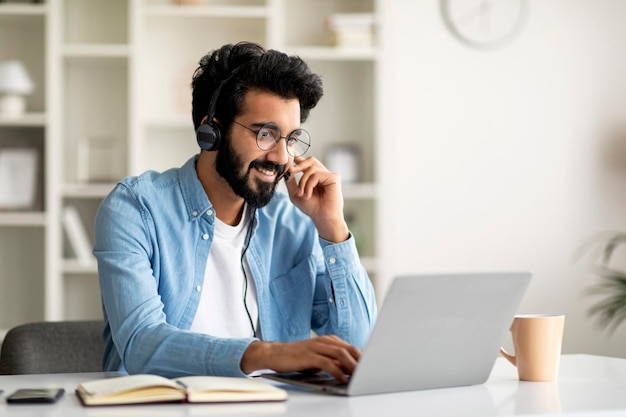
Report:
0,320,105,375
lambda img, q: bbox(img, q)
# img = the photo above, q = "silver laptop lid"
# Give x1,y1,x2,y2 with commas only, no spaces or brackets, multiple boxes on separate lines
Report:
347,271,531,396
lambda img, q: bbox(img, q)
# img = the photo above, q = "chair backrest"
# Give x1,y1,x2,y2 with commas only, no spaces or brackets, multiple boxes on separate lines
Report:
0,320,105,375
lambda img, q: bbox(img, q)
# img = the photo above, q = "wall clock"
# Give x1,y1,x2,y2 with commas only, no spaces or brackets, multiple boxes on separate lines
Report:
441,0,528,50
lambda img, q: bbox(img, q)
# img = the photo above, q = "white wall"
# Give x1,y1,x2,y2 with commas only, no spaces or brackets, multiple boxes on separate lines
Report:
383,0,626,357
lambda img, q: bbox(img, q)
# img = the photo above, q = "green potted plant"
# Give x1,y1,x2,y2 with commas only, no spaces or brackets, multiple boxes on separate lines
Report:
579,232,626,333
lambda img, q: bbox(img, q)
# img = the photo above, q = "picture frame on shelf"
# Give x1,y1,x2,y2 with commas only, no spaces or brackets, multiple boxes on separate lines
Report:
77,136,116,183
0,147,39,210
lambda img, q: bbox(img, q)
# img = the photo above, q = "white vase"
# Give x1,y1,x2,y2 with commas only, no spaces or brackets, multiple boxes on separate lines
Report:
0,94,26,118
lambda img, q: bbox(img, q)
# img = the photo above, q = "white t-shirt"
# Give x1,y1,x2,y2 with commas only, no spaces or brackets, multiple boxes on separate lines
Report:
190,206,258,338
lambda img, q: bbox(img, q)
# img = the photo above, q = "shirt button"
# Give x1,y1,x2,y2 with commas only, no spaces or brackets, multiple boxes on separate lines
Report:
202,233,209,240
196,285,202,292
329,298,334,303
192,210,198,217
329,257,336,264
206,209,213,216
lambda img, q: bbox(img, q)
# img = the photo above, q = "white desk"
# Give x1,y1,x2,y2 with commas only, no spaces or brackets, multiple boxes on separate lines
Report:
1,354,625,417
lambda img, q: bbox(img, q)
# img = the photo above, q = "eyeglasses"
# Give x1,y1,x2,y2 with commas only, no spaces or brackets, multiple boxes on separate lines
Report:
232,120,311,157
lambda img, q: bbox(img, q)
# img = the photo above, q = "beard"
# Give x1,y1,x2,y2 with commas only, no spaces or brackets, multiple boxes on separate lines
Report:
215,134,286,208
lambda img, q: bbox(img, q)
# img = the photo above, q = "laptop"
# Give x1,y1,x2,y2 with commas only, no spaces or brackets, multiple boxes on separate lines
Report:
262,271,531,396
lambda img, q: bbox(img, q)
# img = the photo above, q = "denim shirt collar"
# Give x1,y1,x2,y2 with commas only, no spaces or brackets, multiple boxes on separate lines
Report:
179,155,259,232
180,155,214,223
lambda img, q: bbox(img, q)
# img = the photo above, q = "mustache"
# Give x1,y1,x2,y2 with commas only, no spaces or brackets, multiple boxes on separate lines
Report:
249,161,287,179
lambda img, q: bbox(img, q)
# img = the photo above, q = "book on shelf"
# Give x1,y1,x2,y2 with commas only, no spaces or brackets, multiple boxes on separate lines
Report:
61,205,94,265
326,13,375,48
75,374,288,406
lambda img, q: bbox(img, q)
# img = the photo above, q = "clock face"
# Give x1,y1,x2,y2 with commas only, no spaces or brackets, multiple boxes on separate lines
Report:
441,0,528,49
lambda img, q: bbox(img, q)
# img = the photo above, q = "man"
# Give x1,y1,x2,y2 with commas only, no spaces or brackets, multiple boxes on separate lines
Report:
94,42,377,382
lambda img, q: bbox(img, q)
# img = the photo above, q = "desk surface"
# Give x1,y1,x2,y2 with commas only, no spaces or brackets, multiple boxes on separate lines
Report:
1,354,625,417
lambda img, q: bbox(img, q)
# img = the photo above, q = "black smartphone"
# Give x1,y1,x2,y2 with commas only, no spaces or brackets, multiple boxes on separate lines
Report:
6,388,65,404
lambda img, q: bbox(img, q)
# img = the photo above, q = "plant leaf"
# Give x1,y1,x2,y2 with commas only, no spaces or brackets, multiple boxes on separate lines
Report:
585,265,626,333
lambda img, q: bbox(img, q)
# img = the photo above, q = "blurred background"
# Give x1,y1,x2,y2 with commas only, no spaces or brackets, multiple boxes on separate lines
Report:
1,0,626,359
388,0,626,358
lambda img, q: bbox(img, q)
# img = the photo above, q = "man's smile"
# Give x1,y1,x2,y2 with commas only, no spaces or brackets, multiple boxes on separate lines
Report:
254,165,278,181
249,161,287,184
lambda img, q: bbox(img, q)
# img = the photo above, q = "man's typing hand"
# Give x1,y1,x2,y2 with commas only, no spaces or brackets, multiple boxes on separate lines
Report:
241,335,361,383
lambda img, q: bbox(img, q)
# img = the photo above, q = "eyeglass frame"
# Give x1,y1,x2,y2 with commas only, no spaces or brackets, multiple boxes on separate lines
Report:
232,120,311,157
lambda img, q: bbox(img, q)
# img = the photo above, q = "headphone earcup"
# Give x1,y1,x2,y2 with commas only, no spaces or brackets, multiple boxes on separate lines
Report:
196,123,221,151
196,62,250,152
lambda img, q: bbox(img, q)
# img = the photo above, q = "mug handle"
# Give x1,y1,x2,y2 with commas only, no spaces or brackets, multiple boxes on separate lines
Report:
500,347,517,366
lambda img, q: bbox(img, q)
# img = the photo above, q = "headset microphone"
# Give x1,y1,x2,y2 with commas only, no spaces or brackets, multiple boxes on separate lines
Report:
278,161,298,182
196,62,250,151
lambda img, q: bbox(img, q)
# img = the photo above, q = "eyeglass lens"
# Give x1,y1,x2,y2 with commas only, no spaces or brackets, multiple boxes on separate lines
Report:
256,125,311,157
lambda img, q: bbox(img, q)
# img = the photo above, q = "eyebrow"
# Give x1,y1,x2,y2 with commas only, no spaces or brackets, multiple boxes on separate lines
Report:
250,121,279,129
249,121,302,135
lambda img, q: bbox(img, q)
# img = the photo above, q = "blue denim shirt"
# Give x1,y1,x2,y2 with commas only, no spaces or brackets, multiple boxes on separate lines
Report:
94,155,377,378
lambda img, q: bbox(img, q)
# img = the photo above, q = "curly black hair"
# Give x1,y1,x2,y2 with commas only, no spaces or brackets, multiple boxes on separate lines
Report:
191,41,324,133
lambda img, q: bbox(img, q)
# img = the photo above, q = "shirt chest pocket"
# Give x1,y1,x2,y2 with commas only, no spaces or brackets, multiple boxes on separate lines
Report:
269,255,316,339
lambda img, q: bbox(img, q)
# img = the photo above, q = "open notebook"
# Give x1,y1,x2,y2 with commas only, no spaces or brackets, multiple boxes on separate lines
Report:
263,271,531,396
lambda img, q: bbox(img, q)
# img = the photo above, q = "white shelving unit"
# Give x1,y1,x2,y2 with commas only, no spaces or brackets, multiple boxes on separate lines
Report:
0,1,48,334
0,0,387,332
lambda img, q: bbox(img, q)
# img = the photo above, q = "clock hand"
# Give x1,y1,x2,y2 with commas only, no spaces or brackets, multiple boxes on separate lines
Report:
480,0,492,33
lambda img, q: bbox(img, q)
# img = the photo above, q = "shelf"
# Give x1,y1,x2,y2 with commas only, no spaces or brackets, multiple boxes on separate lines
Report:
0,3,47,16
0,113,46,126
62,183,117,199
63,259,98,274
145,5,269,18
144,114,191,129
342,183,378,199
63,44,131,58
0,0,384,326
290,46,379,61
0,211,45,227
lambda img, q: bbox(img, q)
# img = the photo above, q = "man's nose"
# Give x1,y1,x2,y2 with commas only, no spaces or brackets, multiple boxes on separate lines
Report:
266,137,291,165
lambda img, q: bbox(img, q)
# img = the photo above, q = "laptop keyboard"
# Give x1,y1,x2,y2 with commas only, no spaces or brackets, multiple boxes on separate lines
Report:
290,373,349,387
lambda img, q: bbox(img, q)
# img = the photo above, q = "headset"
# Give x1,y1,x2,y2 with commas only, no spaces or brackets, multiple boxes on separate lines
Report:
196,62,250,151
